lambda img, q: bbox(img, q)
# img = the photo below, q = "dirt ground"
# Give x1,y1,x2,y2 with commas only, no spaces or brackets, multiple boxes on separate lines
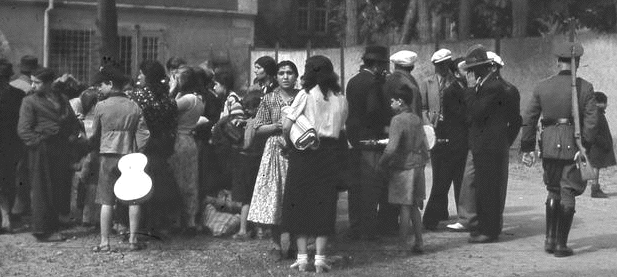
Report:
2,158,617,277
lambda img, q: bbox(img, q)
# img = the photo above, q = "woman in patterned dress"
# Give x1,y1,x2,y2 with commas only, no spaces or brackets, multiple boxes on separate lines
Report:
128,60,179,236
247,61,299,260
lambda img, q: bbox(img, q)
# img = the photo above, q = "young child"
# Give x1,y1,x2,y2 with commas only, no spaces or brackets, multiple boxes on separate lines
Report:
212,89,265,238
588,91,615,198
378,85,429,254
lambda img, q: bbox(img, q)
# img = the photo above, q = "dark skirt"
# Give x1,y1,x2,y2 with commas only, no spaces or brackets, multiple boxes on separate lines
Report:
282,138,345,236
28,138,72,234
231,151,261,205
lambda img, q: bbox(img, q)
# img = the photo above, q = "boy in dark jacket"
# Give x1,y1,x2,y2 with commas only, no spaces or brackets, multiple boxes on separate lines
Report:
588,91,615,198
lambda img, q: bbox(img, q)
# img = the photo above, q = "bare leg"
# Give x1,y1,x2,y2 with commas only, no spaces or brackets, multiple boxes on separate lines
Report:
399,204,411,245
128,205,141,244
314,236,331,272
99,204,113,246
238,204,249,235
0,195,12,231
411,203,423,251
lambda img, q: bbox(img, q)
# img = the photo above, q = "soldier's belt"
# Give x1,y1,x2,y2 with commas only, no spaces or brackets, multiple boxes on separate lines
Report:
541,118,572,127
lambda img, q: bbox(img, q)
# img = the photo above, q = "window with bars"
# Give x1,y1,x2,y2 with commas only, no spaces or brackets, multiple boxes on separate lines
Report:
296,0,329,34
142,36,159,61
119,36,133,76
49,29,94,84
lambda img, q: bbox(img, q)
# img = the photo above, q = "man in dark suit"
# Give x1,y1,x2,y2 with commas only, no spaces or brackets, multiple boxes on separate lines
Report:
346,45,398,239
463,45,520,243
520,42,598,257
0,59,25,233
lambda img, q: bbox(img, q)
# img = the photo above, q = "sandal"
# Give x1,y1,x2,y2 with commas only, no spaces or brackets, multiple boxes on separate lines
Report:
129,242,146,251
92,244,111,253
232,232,250,240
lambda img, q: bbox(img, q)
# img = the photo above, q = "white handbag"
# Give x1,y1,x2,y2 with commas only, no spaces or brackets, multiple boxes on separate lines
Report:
289,114,320,150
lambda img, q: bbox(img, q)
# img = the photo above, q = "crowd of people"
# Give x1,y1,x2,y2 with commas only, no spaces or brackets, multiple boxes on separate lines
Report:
0,40,612,273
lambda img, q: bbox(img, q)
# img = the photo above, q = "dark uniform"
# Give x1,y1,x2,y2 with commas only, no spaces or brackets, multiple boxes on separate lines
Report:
520,42,598,257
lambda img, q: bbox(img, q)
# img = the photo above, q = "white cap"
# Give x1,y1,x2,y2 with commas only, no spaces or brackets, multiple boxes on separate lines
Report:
431,49,452,63
487,51,505,67
389,50,418,67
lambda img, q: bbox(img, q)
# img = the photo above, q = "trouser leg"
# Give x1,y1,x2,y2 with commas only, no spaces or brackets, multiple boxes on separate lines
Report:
423,149,451,228
473,151,507,238
456,151,477,230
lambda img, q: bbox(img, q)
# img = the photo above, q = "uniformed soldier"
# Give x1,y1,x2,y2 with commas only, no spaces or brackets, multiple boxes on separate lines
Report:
520,41,598,257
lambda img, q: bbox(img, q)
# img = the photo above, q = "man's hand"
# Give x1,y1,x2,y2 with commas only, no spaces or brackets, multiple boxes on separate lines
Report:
521,151,536,167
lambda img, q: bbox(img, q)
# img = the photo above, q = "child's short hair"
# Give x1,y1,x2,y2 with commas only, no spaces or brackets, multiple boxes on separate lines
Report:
594,91,607,104
392,85,414,106
241,88,262,110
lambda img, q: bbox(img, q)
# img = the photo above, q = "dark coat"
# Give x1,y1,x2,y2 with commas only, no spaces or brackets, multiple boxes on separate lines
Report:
434,80,468,153
346,69,389,147
383,70,422,119
468,73,521,153
0,84,25,194
520,71,598,154
589,110,616,168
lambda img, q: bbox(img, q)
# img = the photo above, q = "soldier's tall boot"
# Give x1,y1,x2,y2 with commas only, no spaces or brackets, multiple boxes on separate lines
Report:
554,206,575,257
590,182,608,198
544,198,559,253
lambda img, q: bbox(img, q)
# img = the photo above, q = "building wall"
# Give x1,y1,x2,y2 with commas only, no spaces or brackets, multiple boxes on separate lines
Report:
0,1,255,88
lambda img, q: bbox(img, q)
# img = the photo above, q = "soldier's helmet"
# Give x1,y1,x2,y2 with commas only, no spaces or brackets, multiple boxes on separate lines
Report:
554,42,584,58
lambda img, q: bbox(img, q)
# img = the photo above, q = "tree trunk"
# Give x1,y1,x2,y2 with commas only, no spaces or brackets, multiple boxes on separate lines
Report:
511,0,529,37
345,0,358,46
431,10,442,42
417,0,431,42
399,0,418,44
97,0,119,67
458,0,471,40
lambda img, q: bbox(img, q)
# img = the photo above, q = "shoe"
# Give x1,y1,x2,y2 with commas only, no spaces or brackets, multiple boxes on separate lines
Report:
34,232,67,242
232,232,251,240
468,234,497,243
554,206,575,258
92,244,111,253
412,244,424,254
446,222,467,232
314,259,331,273
544,198,559,254
290,260,308,272
129,242,146,251
591,185,608,198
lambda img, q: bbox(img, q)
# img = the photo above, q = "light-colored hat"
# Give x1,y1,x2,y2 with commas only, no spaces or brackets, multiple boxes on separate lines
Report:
431,49,452,64
487,51,505,67
390,50,418,67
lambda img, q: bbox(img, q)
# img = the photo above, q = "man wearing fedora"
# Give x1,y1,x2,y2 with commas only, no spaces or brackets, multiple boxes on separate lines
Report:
520,42,597,257
10,55,40,94
463,45,520,243
346,45,399,240
421,49,460,230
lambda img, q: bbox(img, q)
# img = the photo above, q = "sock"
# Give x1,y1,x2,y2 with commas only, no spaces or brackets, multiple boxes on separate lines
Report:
296,253,308,263
315,254,326,263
